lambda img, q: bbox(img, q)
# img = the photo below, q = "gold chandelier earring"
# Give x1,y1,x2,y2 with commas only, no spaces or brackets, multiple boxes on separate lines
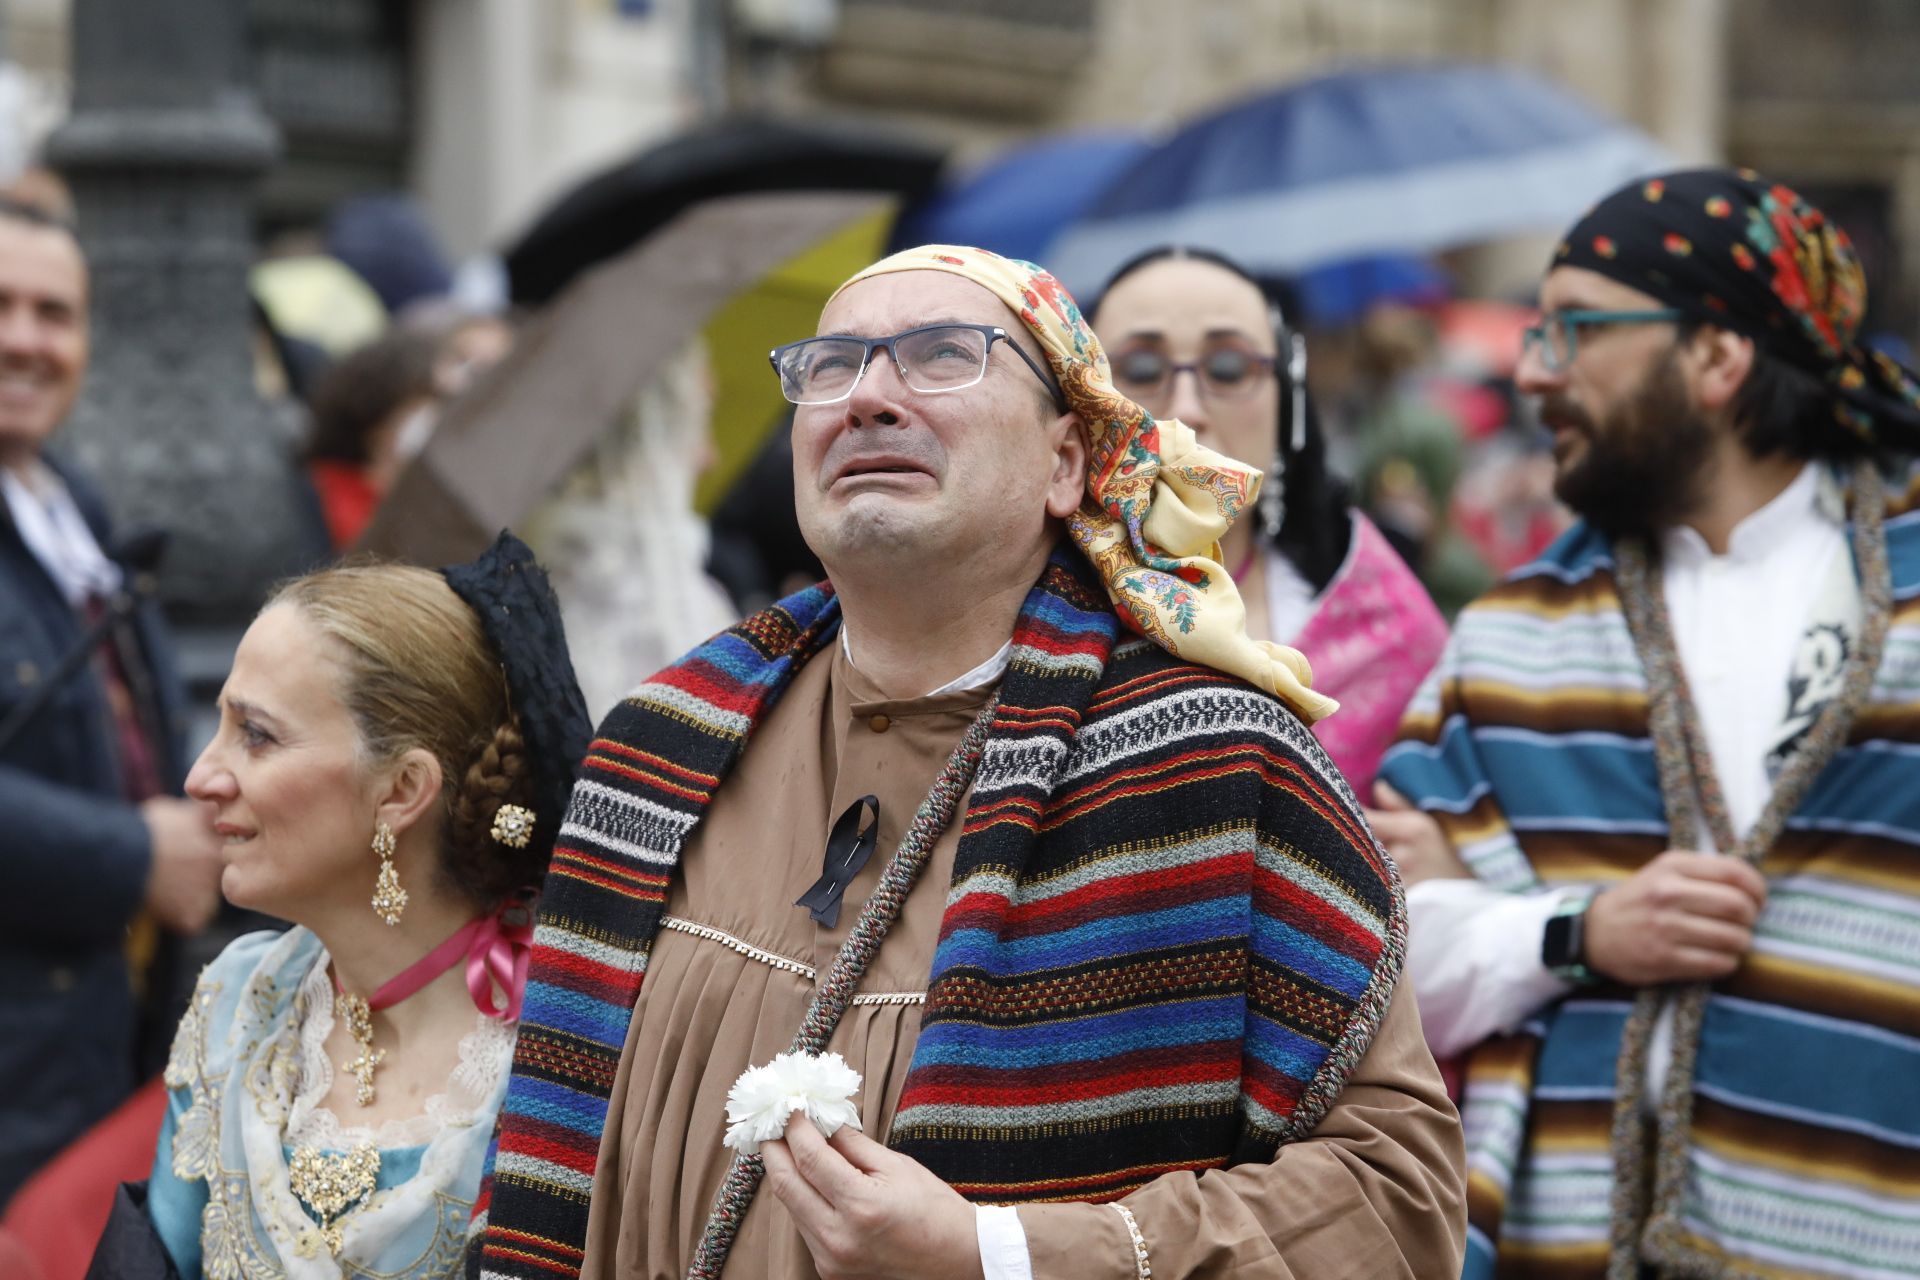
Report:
370,820,407,925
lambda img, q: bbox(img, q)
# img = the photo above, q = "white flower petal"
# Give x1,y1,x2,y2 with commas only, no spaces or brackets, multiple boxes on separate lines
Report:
721,1051,864,1155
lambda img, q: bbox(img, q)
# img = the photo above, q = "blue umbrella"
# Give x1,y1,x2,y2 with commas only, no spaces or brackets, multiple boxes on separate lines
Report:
1049,63,1672,292
888,129,1151,266
1293,253,1451,327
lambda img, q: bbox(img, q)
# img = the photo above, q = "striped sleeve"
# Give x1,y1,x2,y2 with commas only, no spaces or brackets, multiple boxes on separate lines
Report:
1379,628,1535,893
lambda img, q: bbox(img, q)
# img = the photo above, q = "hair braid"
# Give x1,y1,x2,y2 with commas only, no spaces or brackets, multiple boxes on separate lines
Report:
447,719,544,907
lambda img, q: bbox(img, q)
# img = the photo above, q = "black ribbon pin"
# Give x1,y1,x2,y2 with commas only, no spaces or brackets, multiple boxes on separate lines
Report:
794,795,880,928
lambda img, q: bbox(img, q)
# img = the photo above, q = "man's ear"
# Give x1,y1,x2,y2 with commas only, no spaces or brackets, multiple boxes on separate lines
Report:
1045,411,1088,519
1686,326,1756,415
374,747,445,845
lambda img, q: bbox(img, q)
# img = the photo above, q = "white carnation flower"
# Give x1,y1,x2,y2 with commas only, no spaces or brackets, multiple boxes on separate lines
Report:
722,1050,863,1155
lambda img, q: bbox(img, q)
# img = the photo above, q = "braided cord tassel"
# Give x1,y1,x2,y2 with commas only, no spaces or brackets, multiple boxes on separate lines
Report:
685,696,1001,1280
1606,460,1889,1277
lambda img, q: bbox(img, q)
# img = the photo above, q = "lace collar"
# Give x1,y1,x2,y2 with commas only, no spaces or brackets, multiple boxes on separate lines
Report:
284,953,515,1152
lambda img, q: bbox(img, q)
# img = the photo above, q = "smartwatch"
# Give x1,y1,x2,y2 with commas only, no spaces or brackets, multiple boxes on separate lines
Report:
1541,892,1597,984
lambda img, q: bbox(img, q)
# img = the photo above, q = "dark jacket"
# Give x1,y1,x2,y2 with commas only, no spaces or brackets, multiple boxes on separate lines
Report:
0,452,188,1209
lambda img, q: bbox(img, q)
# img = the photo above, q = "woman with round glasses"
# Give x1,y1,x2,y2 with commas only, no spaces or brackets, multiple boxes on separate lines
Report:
1089,247,1447,791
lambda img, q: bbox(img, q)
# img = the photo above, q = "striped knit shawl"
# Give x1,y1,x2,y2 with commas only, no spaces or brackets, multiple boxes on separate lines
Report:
475,547,1404,1280
1381,464,1920,1280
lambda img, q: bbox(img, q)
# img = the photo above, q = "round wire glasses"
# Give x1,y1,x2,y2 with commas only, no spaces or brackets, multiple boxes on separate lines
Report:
1107,344,1277,409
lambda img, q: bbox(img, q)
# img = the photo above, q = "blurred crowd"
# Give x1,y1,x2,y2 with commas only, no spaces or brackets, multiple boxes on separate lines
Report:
261,203,1570,642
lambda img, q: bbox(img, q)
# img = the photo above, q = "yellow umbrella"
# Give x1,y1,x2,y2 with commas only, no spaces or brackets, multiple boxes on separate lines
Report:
693,208,896,514
251,256,388,356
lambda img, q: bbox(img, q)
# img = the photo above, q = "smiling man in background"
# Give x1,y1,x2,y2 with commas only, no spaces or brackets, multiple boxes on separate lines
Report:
0,198,220,1207
475,245,1464,1279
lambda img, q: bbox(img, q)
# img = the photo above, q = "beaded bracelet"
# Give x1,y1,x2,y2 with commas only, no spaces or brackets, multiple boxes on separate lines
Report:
1109,1203,1152,1279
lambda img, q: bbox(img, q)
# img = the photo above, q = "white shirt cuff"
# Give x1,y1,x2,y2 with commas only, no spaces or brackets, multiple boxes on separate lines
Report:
976,1204,1034,1280
1406,878,1585,1058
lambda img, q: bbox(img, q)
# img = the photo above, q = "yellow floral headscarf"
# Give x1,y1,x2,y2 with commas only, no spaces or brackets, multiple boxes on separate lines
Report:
832,245,1337,724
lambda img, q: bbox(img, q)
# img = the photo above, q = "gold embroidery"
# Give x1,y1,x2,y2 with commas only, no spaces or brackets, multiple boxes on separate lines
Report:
171,949,486,1279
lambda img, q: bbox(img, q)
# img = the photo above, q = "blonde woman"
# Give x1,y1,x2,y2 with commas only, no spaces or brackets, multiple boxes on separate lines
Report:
122,535,587,1278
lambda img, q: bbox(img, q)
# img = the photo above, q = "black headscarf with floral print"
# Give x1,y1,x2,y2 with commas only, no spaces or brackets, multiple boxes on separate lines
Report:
1555,168,1920,448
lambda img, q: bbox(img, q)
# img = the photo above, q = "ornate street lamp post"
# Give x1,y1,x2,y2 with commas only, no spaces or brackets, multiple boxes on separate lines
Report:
45,0,316,625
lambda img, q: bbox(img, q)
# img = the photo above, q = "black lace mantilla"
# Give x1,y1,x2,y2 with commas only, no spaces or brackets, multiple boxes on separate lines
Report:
439,531,592,865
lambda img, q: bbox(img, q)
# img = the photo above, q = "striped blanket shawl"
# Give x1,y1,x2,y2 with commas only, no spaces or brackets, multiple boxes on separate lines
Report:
1380,465,1920,1279
475,548,1405,1279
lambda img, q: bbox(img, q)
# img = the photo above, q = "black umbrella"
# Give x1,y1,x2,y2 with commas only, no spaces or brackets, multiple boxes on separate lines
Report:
504,116,947,306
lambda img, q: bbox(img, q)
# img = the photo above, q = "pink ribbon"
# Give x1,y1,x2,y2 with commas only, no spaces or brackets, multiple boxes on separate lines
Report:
463,899,535,1022
352,893,537,1022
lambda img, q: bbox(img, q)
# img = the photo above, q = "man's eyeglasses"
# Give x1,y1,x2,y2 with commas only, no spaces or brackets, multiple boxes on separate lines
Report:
1108,345,1277,408
1521,308,1684,373
770,323,1066,412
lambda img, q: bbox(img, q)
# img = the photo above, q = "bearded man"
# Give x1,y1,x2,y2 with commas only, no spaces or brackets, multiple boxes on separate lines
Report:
1372,169,1920,1278
475,247,1465,1278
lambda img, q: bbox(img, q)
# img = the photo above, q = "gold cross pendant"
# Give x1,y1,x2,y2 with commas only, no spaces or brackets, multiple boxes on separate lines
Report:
335,990,385,1106
344,1045,386,1106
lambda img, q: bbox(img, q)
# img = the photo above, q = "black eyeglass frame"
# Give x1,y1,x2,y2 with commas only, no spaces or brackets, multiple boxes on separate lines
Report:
769,323,1068,414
